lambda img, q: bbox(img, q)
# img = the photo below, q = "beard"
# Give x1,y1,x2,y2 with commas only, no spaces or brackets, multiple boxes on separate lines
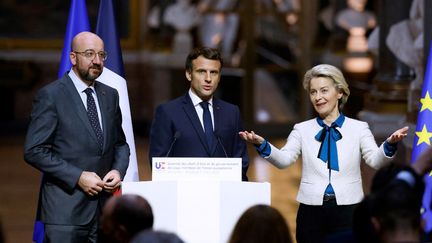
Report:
78,65,102,82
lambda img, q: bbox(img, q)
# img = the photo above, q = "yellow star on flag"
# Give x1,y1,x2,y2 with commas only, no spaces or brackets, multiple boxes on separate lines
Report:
416,124,432,146
420,91,432,112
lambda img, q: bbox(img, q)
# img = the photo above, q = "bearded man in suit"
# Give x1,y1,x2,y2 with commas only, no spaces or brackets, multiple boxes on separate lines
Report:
24,31,130,243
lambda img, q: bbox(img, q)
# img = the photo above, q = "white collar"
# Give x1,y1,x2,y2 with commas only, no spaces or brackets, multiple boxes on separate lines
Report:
68,69,95,92
188,89,213,107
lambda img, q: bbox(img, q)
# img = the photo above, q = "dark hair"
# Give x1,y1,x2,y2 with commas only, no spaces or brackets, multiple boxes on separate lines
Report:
229,204,292,243
371,181,422,233
370,163,424,205
112,194,154,236
352,197,380,243
353,164,424,242
131,229,184,243
185,47,223,72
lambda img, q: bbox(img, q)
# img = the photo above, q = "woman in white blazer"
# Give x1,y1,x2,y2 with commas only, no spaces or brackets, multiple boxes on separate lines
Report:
239,64,408,243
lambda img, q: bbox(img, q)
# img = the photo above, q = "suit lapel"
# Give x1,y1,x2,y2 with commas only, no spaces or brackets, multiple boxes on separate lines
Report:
182,94,212,154
61,75,101,149
94,82,108,151
211,98,221,155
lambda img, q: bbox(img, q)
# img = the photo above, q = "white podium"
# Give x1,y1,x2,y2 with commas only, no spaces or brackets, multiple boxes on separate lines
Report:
122,180,271,243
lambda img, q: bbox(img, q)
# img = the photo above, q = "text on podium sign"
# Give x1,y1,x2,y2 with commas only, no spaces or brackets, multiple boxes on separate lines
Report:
152,157,242,181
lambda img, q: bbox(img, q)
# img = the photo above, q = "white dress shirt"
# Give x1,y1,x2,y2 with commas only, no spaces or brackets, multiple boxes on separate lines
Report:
69,70,103,130
188,89,214,131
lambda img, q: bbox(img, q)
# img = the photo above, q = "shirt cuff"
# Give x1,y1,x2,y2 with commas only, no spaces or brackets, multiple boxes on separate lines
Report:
254,140,271,157
383,141,397,157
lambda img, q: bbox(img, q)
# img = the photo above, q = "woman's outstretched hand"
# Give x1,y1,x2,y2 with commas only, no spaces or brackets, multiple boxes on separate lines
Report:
239,131,265,145
386,126,409,144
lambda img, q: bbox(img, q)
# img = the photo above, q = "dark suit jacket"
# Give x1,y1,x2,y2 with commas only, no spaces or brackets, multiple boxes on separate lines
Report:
149,93,249,180
24,74,130,225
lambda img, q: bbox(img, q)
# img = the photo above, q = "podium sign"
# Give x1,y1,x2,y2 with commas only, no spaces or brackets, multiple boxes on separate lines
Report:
126,157,271,242
122,181,271,243
152,157,242,181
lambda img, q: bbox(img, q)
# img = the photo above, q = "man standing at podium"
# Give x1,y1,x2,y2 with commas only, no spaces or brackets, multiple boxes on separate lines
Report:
149,47,249,180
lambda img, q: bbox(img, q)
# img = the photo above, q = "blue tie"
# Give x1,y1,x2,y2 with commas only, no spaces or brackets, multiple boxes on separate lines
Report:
200,102,213,149
84,88,103,148
315,118,343,171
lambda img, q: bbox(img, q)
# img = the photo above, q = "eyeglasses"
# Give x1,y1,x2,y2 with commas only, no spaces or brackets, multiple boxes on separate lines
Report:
73,50,108,61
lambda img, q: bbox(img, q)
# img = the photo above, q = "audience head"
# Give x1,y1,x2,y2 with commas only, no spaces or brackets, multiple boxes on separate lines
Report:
229,204,292,243
369,179,422,243
303,64,350,110
353,163,424,243
131,229,184,243
100,194,154,243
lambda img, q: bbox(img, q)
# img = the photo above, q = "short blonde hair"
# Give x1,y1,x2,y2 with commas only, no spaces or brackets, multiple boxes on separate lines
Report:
303,64,350,110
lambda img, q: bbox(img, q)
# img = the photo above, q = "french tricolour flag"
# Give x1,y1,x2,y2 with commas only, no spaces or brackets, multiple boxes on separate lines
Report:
95,0,139,182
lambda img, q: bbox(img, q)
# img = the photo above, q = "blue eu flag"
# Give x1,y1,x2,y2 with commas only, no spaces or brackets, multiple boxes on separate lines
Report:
411,43,432,232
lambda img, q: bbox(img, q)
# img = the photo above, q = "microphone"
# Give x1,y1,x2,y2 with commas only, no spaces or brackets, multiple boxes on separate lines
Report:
165,131,181,157
215,132,228,158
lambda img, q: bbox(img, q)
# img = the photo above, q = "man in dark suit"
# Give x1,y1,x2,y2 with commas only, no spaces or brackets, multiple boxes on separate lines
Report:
24,31,130,243
149,47,249,180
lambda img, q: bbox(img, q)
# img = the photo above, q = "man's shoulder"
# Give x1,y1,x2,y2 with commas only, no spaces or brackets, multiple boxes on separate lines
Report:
154,95,187,116
94,80,118,95
213,98,239,111
157,95,239,111
38,75,70,94
159,95,186,107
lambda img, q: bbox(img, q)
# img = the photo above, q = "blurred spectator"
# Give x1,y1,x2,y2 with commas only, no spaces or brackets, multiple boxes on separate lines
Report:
99,194,154,243
370,175,422,242
131,229,184,243
228,204,293,243
352,146,432,243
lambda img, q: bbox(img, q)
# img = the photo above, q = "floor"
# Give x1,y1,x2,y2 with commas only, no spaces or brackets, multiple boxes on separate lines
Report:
1,135,378,243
